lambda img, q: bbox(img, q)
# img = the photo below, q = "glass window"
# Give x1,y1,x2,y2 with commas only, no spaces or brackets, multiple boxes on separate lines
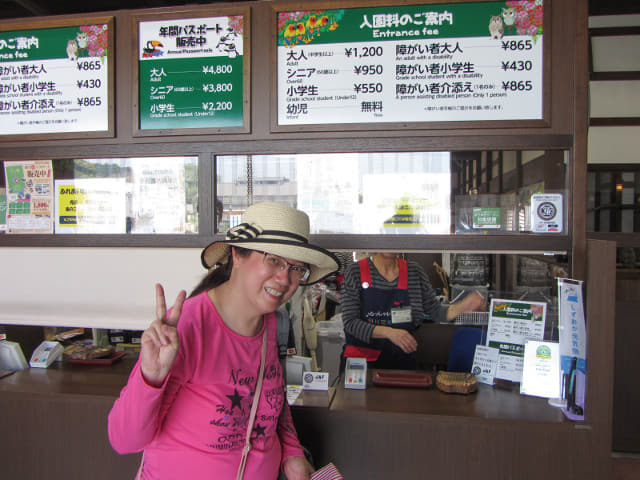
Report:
1,157,198,234
587,167,640,234
217,150,568,236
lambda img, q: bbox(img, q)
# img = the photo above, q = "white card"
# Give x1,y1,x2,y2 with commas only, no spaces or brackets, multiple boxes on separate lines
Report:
520,340,562,399
471,345,500,385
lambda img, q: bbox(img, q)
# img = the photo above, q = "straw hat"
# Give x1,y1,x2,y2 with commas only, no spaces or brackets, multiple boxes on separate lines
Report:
201,202,340,285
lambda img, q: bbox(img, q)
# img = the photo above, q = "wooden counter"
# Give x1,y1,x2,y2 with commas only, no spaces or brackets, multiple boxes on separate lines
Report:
291,370,590,480
0,354,333,480
332,370,566,422
0,355,141,480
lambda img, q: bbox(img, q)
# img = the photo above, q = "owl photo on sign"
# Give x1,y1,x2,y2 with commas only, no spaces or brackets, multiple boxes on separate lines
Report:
66,40,78,61
488,16,504,39
76,32,89,55
502,7,516,33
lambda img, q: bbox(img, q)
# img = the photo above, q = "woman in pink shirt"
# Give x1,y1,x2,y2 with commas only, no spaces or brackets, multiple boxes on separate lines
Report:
108,202,340,480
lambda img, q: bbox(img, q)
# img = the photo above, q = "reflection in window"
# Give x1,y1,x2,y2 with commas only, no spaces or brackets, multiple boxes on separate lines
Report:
59,157,198,234
217,152,451,235
588,166,640,233
217,150,568,236
0,157,198,234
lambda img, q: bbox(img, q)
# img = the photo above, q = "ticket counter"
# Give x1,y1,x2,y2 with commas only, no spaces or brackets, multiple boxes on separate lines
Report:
0,241,615,480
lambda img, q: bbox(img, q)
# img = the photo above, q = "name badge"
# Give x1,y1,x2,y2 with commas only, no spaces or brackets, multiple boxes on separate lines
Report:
391,306,412,324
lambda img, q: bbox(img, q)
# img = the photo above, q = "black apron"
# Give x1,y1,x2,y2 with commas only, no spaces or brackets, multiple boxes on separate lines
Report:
344,258,417,370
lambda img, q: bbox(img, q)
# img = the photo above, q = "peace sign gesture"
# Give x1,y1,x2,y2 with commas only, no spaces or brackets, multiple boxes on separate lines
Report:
140,283,187,388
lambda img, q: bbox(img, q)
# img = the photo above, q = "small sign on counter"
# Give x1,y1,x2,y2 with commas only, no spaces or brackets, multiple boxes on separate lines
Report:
303,371,329,391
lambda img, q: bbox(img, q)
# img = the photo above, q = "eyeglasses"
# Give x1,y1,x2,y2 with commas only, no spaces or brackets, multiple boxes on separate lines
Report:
261,252,311,283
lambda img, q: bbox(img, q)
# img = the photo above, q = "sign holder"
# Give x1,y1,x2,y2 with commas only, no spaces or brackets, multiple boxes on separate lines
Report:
0,16,115,141
271,0,551,132
132,7,251,136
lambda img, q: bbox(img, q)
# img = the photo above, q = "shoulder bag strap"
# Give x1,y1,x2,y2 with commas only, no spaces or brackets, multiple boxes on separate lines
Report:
236,324,268,480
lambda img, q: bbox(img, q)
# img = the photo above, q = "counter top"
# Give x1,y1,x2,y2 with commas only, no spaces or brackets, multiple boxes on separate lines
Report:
0,354,136,398
0,355,335,407
0,359,567,424
331,369,568,424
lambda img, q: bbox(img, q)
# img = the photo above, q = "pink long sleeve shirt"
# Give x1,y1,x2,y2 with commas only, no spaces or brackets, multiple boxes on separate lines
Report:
108,291,305,480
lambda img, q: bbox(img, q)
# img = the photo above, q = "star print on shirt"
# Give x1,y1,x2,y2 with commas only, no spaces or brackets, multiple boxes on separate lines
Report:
226,388,244,411
254,423,266,438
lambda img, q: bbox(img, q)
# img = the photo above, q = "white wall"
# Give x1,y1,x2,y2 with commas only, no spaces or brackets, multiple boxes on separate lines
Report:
0,247,204,330
589,127,640,164
588,14,640,166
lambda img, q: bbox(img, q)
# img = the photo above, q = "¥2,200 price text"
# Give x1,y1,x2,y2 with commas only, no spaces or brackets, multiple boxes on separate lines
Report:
202,101,232,111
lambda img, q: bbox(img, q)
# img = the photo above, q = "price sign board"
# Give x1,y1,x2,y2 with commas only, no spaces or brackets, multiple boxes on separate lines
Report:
276,1,544,126
137,13,248,132
0,20,113,138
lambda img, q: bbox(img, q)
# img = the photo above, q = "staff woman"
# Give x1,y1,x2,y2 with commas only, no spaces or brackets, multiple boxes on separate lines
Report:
108,202,339,480
342,252,485,370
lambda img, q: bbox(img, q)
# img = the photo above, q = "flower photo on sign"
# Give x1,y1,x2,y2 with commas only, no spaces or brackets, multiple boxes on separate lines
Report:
505,0,543,39
66,24,108,62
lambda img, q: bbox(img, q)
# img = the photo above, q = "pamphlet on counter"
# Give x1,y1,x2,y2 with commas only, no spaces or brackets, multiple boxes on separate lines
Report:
486,298,546,383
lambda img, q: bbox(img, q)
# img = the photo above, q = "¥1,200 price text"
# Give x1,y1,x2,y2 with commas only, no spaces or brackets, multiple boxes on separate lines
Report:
345,46,384,58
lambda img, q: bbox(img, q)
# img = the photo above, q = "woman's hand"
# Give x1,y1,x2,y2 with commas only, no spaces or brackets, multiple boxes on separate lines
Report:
373,326,418,353
282,456,314,480
140,283,186,387
446,291,487,321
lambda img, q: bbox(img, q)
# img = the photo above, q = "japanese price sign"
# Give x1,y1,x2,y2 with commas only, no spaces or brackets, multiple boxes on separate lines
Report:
486,298,546,383
138,15,245,130
277,1,544,125
0,24,110,135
